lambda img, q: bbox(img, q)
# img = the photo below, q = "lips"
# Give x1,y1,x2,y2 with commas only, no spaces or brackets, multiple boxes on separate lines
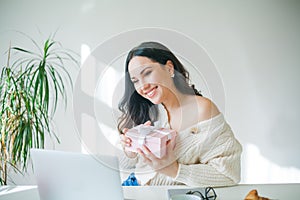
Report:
144,86,158,98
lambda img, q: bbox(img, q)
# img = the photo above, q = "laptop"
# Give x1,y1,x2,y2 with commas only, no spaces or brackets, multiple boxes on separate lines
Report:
30,149,125,200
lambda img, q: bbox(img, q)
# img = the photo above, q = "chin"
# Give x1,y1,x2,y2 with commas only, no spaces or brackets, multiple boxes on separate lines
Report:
148,97,161,105
150,101,160,105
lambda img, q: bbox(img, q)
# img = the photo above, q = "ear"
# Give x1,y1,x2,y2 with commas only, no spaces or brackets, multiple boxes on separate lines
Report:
165,60,174,75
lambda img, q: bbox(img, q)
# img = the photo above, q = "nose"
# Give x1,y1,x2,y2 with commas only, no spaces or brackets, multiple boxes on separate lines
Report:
141,82,150,89
137,81,150,94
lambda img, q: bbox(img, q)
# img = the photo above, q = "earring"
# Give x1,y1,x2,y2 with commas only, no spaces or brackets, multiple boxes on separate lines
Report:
171,73,175,78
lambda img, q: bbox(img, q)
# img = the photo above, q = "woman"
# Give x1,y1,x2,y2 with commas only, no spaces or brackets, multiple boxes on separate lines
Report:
118,41,242,186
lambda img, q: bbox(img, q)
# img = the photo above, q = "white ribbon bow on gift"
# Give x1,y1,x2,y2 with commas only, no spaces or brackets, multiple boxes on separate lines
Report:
137,124,172,146
137,125,154,146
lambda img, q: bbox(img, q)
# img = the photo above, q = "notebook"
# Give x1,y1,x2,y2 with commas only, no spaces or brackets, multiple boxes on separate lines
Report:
30,149,125,200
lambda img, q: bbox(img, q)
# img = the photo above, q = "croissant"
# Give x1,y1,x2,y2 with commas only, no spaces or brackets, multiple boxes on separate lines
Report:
244,189,270,200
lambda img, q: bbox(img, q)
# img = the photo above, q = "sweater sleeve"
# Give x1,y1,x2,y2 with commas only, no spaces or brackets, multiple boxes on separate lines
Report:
174,133,242,187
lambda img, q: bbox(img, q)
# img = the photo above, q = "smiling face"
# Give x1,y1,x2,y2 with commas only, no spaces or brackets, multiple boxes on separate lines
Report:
128,56,175,104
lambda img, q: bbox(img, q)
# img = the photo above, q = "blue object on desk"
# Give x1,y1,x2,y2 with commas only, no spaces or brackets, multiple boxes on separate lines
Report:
122,172,140,186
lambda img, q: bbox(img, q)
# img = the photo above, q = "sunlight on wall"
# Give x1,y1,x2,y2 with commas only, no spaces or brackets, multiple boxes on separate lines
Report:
80,44,92,154
80,44,122,155
242,143,300,183
81,44,91,65
96,66,120,108
94,64,122,153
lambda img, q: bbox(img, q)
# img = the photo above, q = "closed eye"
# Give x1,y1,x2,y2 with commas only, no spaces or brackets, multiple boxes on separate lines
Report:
144,70,152,76
130,66,152,84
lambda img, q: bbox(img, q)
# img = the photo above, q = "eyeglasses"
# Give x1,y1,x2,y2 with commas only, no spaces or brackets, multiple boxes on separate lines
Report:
185,187,217,200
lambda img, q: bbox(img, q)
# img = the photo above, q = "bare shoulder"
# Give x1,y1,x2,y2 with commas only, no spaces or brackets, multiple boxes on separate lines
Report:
195,96,220,121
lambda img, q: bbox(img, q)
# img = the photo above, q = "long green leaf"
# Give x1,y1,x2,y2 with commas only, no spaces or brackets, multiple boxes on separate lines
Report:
47,66,59,114
11,47,34,55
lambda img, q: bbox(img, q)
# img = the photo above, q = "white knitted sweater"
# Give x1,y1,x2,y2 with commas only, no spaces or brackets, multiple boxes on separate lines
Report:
119,110,242,187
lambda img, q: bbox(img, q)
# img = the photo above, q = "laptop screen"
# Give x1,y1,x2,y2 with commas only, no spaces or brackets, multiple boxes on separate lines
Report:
30,149,124,200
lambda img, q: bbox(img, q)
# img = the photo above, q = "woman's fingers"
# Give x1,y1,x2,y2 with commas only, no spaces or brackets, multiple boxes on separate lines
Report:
142,145,157,159
143,120,152,126
122,128,129,134
137,147,153,164
137,146,154,158
166,134,177,152
120,128,131,147
120,134,126,146
120,134,132,147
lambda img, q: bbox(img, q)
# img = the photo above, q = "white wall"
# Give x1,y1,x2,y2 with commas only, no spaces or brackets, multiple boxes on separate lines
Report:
1,0,300,184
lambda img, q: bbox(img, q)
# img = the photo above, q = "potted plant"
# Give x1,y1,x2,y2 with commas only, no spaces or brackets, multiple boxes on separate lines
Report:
0,33,79,185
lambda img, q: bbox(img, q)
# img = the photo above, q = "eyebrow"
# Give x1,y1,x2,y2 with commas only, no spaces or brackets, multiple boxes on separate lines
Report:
130,66,152,80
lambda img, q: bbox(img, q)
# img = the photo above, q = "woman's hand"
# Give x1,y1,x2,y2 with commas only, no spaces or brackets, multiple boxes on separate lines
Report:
120,121,152,158
120,128,137,158
137,134,179,178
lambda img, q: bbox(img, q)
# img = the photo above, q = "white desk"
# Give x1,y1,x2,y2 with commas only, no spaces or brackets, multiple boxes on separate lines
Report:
0,184,300,200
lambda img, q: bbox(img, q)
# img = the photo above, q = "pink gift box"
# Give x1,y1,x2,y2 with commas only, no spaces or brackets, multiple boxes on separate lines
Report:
125,124,176,158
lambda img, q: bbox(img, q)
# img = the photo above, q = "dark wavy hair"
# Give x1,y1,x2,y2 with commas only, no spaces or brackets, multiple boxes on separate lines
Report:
117,41,202,133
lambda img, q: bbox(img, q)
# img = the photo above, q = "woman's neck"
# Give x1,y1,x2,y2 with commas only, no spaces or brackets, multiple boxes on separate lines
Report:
162,91,191,113
161,92,198,131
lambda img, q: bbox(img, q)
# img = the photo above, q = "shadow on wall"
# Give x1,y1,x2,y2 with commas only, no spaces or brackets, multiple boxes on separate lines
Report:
264,115,300,167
